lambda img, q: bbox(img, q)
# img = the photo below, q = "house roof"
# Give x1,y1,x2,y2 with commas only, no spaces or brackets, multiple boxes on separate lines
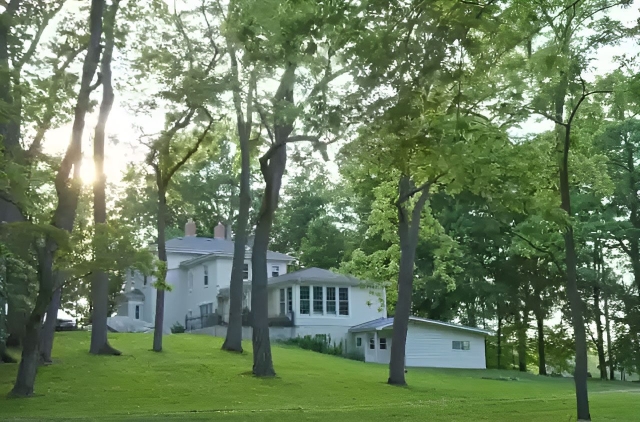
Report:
165,236,295,265
116,288,145,304
267,267,369,288
349,316,492,336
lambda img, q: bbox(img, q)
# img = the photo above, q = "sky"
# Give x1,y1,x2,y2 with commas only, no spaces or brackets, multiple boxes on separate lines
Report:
34,1,640,320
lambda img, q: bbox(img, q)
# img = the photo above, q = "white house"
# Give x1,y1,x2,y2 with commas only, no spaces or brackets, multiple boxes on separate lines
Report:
116,220,490,368
349,316,491,369
116,220,296,331
116,221,386,345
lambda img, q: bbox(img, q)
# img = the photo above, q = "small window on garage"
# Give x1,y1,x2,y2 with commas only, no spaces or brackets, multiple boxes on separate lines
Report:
452,340,470,350
135,305,140,320
356,337,362,347
379,337,387,350
369,337,375,350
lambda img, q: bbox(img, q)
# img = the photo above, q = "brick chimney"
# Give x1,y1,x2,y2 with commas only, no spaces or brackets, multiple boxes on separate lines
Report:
214,222,225,239
185,219,196,237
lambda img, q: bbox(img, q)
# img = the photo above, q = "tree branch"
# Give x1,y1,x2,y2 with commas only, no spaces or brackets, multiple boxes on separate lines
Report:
163,108,216,184
88,72,103,92
15,1,65,69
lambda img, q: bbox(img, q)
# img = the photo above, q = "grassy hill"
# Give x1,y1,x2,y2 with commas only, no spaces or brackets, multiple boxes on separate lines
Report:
1,332,639,421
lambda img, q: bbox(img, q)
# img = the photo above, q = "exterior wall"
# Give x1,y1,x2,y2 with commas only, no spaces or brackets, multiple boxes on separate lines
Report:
116,302,128,317
358,329,392,364
184,263,218,322
404,322,487,369
267,283,386,348
162,269,186,329
167,252,201,270
191,325,294,341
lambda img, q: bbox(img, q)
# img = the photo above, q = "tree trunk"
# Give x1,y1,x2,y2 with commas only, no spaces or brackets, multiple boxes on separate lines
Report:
90,0,120,356
388,175,432,386
223,63,254,353
515,310,528,372
39,286,61,364
604,291,614,380
496,306,502,369
10,0,104,397
560,135,591,419
592,286,607,380
152,183,168,352
251,143,287,377
535,310,547,376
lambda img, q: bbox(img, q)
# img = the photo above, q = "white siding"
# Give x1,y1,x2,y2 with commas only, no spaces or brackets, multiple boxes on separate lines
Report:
404,323,486,369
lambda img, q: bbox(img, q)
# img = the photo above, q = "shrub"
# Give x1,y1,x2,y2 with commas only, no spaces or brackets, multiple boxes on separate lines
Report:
282,334,343,356
171,322,185,334
344,350,365,362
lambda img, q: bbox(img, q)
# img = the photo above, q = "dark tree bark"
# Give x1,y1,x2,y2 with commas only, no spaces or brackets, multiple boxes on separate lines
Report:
592,286,607,380
89,0,120,356
604,291,614,380
39,285,61,363
10,0,104,397
251,63,296,377
555,84,591,419
515,310,528,372
388,176,434,386
223,48,254,353
496,305,502,369
535,309,547,375
152,184,168,352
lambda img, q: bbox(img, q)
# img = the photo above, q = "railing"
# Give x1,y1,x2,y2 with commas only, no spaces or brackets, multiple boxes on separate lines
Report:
184,313,221,332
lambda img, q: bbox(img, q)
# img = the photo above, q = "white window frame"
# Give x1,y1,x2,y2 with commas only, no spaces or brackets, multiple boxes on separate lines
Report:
369,337,375,350
379,337,387,350
356,337,362,347
312,286,324,315
279,288,286,315
452,340,470,351
243,263,249,280
200,302,213,316
204,266,209,287
299,286,310,315
271,265,280,277
135,305,140,320
286,287,293,314
298,285,350,318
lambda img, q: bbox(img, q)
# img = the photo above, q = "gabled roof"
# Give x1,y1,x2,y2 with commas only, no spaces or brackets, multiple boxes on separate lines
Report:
116,288,145,304
267,267,370,288
164,236,295,265
349,316,492,336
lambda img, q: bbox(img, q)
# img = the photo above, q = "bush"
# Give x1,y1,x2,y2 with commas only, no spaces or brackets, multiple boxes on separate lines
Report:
282,334,343,356
344,350,365,362
171,322,185,334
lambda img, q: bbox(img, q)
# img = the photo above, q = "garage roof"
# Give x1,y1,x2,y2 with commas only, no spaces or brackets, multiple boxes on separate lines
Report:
349,316,492,336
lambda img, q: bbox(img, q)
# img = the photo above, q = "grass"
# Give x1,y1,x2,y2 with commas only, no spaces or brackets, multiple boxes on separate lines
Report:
0,332,639,421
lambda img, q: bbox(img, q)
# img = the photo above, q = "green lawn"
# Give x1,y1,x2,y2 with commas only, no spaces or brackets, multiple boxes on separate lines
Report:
0,332,639,421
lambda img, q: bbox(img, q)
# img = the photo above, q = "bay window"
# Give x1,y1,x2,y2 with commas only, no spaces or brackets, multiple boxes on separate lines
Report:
300,286,310,315
326,287,336,314
339,287,349,315
313,286,323,314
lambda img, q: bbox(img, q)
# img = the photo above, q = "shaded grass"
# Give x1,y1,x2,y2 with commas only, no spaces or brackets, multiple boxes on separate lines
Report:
0,332,639,421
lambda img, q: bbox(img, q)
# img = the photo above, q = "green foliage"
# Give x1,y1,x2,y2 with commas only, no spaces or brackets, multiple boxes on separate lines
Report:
281,334,343,357
170,322,185,334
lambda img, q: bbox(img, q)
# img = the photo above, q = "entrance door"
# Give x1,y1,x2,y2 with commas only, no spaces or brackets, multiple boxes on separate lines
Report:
364,334,376,362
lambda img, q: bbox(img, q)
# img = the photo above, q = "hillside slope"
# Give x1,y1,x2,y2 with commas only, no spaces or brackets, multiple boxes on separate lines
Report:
0,332,638,421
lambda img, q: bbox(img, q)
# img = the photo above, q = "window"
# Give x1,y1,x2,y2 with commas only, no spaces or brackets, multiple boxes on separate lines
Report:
243,263,249,280
356,337,362,347
313,286,324,314
300,286,310,315
279,289,286,315
204,266,209,286
188,272,193,291
200,303,213,316
287,287,293,313
379,337,387,350
143,275,147,286
135,305,140,320
369,337,375,350
452,341,470,350
271,265,280,277
326,287,336,314
339,288,349,315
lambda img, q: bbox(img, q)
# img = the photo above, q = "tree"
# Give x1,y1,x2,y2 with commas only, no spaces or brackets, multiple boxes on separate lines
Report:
10,0,105,397
225,0,355,376
90,0,121,356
